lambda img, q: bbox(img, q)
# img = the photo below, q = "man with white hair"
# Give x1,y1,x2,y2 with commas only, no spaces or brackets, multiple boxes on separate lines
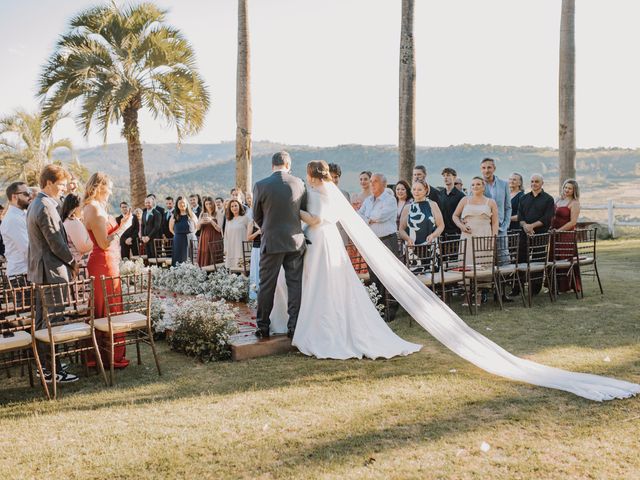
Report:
358,173,400,321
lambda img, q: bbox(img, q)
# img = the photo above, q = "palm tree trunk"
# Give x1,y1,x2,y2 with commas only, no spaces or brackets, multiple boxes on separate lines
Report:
122,95,147,209
559,0,576,191
236,0,252,195
399,0,416,183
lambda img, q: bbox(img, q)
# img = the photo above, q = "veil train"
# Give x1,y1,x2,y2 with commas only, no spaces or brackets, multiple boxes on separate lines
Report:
325,181,640,402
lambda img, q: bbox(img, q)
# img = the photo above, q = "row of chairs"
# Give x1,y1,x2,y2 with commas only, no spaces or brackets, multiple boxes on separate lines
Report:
0,272,160,400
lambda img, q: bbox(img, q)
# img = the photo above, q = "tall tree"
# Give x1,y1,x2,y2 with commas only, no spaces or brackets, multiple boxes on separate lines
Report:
0,109,73,185
236,0,252,194
398,0,416,183
38,2,210,208
559,0,576,190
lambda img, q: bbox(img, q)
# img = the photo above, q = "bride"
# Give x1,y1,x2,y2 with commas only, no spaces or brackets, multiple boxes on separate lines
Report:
270,160,640,402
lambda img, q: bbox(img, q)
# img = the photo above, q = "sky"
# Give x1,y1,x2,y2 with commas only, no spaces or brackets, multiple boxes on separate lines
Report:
1,0,639,150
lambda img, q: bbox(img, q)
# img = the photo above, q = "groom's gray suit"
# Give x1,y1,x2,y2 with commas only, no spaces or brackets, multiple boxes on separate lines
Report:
253,170,307,336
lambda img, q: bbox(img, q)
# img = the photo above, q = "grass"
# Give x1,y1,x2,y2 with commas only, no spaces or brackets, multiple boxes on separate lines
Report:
1,239,639,479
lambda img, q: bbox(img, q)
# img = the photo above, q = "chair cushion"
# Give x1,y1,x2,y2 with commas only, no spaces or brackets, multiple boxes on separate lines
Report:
2,313,32,327
553,260,573,269
579,256,594,265
0,330,31,351
495,264,517,274
516,262,547,272
465,267,494,279
94,312,148,333
357,272,370,282
420,271,465,285
34,323,92,343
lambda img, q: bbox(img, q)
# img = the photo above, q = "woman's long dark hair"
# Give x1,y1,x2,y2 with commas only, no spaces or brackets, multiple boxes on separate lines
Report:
394,179,413,202
61,192,82,222
173,196,196,221
225,199,246,221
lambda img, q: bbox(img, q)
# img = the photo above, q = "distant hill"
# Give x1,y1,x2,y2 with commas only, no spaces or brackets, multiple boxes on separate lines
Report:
55,142,640,201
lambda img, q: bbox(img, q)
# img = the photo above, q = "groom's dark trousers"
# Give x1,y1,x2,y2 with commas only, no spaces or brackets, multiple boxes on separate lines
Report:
256,251,304,334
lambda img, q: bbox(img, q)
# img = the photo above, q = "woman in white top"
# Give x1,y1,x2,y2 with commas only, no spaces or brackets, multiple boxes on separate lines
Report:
61,192,93,266
223,199,252,271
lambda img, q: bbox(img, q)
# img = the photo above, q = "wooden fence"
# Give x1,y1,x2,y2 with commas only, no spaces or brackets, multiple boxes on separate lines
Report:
582,200,640,237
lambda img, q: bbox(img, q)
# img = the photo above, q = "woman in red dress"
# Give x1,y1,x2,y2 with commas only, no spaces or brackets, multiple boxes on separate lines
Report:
551,179,582,293
197,196,223,267
83,173,133,368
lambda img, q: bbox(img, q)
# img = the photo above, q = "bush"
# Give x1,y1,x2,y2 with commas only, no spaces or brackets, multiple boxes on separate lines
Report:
167,298,239,362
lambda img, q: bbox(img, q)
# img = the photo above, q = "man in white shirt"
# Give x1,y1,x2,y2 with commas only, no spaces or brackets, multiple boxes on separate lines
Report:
358,173,400,321
0,182,31,283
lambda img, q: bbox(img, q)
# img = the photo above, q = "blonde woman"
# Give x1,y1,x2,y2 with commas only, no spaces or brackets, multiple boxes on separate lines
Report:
552,179,582,293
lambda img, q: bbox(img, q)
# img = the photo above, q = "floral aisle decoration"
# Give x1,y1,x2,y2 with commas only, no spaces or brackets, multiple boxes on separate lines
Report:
167,298,239,362
153,262,209,296
363,281,385,317
150,294,179,337
119,257,147,276
203,268,249,303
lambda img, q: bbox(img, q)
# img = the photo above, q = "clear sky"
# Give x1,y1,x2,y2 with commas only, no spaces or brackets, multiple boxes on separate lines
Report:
1,0,639,149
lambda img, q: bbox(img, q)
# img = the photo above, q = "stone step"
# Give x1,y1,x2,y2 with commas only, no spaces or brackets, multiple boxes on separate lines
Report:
230,332,296,361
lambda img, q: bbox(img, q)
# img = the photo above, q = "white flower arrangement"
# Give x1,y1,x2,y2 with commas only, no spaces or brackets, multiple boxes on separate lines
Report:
363,281,385,317
151,294,179,334
152,262,209,296
119,257,147,277
203,268,249,303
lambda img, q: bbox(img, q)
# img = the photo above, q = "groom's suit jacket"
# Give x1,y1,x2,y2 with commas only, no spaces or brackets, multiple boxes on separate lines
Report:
253,171,307,254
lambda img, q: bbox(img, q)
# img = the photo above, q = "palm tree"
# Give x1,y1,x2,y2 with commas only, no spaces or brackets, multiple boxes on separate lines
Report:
236,0,252,194
398,0,416,183
38,2,210,208
0,109,73,185
559,0,576,190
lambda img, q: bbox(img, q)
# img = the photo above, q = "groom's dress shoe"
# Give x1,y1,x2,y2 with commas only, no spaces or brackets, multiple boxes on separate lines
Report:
254,329,270,339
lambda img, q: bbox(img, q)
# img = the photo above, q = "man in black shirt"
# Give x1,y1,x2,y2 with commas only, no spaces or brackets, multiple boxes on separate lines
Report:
511,174,555,296
439,167,466,239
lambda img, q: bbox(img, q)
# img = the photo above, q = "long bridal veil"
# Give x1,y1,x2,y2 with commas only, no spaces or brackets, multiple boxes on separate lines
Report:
325,182,640,401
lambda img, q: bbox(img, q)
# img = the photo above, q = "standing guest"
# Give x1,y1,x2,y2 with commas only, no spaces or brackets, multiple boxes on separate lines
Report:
412,165,441,206
452,177,499,305
83,172,132,369
230,188,245,204
147,193,165,218
244,192,254,219
328,162,351,245
189,194,202,218
61,193,93,266
358,173,400,320
247,220,262,301
509,172,525,231
512,174,555,296
117,201,139,259
1,182,31,285
440,168,466,239
169,196,198,266
0,204,5,259
196,196,223,267
214,197,226,229
223,199,252,271
480,158,511,253
141,195,162,257
399,180,444,246
29,186,41,202
350,171,372,210
26,165,79,382
551,179,582,293
162,196,174,239
454,178,464,192
394,180,413,227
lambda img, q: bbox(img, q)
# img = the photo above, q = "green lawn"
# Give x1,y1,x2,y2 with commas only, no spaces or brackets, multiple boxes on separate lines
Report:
1,239,639,479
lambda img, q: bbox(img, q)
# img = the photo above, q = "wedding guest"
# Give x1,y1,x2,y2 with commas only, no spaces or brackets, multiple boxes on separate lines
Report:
247,221,262,301
83,172,132,369
1,182,31,285
169,196,198,266
117,201,139,259
230,187,245,204
455,178,465,193
512,174,555,296
509,172,525,231
147,193,166,218
223,199,252,271
552,179,582,293
0,204,5,259
162,196,174,239
141,195,162,257
480,158,511,265
412,165,441,206
328,162,351,246
27,165,78,382
394,180,413,227
214,197,226,228
399,180,444,246
350,171,372,210
244,192,254,219
440,168,466,239
61,193,93,266
189,194,202,217
452,177,499,305
61,175,79,203
196,196,223,267
359,173,399,320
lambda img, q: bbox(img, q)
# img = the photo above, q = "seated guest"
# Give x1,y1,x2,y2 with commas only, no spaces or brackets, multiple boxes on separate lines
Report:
1,181,31,286
552,179,582,293
61,193,93,266
412,165,441,206
399,180,444,246
509,173,525,231
197,196,223,267
117,201,139,259
394,180,413,227
169,196,198,266
350,171,372,210
223,199,252,271
329,162,351,246
440,167,466,239
512,174,555,296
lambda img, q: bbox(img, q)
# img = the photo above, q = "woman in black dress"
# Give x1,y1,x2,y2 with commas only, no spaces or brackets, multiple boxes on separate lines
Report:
169,196,198,266
508,173,525,231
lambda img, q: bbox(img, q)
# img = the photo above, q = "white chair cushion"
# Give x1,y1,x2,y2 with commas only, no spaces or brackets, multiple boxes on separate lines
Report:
516,262,547,272
0,331,31,351
357,272,370,282
34,323,92,343
94,312,148,333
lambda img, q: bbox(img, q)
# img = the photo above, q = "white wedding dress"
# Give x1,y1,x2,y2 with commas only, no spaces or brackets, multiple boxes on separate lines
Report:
272,181,640,401
270,183,422,359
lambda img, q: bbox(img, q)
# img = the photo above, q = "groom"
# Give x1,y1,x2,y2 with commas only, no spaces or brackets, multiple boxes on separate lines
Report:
252,151,308,338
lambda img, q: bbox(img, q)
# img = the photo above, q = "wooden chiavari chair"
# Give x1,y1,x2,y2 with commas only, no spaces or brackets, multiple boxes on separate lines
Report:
517,233,552,307
150,238,173,268
494,233,522,308
467,235,498,315
574,227,603,297
436,237,473,314
202,239,225,273
347,241,369,283
550,230,579,300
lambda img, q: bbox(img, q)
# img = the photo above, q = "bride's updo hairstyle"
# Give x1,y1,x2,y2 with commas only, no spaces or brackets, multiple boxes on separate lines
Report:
307,160,332,182
83,172,110,205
